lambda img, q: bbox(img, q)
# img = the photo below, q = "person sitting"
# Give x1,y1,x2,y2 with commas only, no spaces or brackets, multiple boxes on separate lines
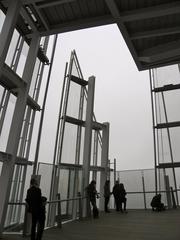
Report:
151,194,165,211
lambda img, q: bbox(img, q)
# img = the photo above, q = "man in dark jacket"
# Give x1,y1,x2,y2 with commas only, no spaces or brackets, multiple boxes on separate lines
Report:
86,180,99,218
104,180,111,213
26,178,43,240
119,183,127,213
112,181,121,211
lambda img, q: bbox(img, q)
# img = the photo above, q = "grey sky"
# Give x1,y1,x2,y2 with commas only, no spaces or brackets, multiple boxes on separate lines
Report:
37,24,154,170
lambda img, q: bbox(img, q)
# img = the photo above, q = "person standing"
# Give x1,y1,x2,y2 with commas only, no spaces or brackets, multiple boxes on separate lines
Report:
119,183,127,213
26,178,43,240
112,180,121,211
104,180,111,213
86,180,99,218
36,196,47,240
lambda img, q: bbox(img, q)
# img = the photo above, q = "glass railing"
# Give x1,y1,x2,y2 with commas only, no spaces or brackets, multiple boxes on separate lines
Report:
4,194,84,236
4,187,179,235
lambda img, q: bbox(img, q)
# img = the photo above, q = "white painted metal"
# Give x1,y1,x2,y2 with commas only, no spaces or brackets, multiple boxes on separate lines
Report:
99,122,109,211
81,76,95,217
0,0,22,73
0,32,40,234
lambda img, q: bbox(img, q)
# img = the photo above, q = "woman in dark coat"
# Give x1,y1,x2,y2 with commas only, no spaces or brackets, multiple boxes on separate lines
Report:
119,183,127,213
104,180,111,213
112,181,121,211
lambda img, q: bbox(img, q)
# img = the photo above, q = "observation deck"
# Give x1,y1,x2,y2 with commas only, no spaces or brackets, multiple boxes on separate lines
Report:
4,209,180,240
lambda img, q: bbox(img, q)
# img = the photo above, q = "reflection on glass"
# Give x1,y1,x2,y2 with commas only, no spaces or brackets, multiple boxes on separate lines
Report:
0,10,5,32
5,30,19,66
16,41,29,77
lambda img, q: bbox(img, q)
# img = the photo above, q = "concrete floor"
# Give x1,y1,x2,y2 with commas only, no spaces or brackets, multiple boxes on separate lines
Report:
3,209,180,240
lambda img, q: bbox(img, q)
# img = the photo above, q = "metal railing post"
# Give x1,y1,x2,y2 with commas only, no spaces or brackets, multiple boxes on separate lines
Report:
23,204,31,237
78,192,82,220
142,171,147,210
56,193,62,228
170,187,177,209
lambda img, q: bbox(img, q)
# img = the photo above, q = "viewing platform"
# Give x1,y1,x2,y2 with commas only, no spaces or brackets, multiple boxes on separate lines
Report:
4,209,180,240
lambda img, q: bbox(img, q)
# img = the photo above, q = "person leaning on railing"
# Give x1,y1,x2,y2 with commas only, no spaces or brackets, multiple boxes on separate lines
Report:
86,180,99,218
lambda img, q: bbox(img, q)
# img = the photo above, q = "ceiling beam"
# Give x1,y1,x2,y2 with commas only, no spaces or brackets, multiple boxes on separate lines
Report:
32,3,50,30
130,26,180,40
105,0,142,70
38,15,114,36
22,0,45,4
120,1,180,22
36,0,76,9
139,40,180,63
141,57,180,70
21,7,38,32
1,63,26,90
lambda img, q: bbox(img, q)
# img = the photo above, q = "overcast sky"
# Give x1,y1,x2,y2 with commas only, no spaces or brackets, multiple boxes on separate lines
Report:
38,23,154,170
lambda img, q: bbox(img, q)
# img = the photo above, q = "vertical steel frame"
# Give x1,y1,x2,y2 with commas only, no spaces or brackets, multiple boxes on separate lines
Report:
149,69,158,194
149,67,179,206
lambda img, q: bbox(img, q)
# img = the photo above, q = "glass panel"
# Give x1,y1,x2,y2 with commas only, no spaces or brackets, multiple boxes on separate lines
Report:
175,168,180,201
97,134,102,166
16,41,29,77
0,94,16,151
61,122,77,164
5,29,19,67
37,163,53,198
28,111,41,162
0,162,2,177
157,129,171,164
164,90,180,121
29,59,40,98
66,80,81,119
127,193,144,209
157,127,180,164
82,89,87,121
79,127,85,165
23,165,34,200
118,170,143,192
90,130,95,166
59,169,69,214
155,92,166,123
154,64,180,88
0,85,4,100
0,10,5,32
116,169,157,209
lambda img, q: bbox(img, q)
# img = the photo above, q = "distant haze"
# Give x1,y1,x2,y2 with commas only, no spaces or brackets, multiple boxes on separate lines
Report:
37,24,154,171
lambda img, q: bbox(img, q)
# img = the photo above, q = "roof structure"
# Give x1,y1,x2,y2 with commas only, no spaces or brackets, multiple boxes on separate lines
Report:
1,0,180,70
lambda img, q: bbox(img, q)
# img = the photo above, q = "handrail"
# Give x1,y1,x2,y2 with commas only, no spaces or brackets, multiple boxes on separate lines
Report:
6,188,179,235
126,189,179,194
7,188,179,205
8,196,86,205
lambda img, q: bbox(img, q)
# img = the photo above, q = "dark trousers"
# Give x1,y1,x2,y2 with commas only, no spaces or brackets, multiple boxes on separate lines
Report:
120,198,127,211
31,213,45,240
90,199,99,218
104,196,110,212
114,197,120,211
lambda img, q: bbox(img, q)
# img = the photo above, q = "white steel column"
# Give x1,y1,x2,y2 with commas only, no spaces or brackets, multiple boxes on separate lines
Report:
0,33,40,234
99,122,109,211
82,76,95,217
0,0,22,72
